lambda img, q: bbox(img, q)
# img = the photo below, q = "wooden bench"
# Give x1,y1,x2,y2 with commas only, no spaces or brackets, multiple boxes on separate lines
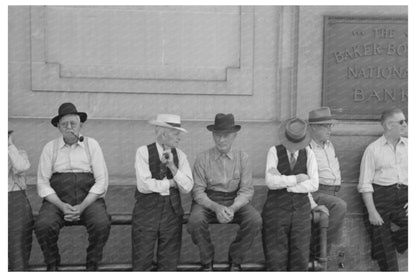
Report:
28,210,328,271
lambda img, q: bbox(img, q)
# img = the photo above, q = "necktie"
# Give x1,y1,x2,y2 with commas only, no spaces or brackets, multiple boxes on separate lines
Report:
290,152,296,170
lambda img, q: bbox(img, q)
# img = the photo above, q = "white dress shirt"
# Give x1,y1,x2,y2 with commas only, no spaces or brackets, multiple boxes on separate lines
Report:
358,135,408,193
135,142,193,195
265,146,319,193
37,136,109,198
309,139,341,186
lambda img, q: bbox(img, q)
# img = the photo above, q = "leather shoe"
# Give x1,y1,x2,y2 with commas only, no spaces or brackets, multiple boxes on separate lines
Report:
201,261,214,271
229,263,242,271
86,261,98,271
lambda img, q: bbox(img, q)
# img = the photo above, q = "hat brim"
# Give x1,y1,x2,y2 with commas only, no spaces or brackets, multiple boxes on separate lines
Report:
149,120,188,133
308,119,337,125
206,125,241,133
278,120,311,152
51,112,87,127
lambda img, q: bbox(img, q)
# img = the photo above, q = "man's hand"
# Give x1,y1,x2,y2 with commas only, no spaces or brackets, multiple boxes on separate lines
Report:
267,168,281,176
169,179,177,188
312,205,330,216
404,203,408,217
215,205,233,223
61,203,79,222
161,151,178,176
296,174,309,183
368,210,384,226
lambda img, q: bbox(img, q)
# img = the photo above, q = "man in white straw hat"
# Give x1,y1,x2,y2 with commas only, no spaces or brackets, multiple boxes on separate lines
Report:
307,107,347,261
132,114,193,271
262,117,319,271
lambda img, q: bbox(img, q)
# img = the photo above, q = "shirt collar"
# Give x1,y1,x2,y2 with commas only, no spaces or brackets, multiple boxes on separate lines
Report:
155,142,164,155
381,135,407,146
310,138,329,149
214,147,234,160
59,135,85,149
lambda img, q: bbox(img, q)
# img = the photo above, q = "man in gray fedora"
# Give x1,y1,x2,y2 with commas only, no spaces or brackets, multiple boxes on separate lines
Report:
308,107,347,260
262,117,319,271
187,113,262,271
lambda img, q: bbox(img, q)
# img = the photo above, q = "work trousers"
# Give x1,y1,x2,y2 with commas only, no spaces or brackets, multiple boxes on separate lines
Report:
310,186,347,258
8,190,34,271
187,191,262,265
34,173,111,266
132,195,182,271
364,184,408,271
262,202,311,271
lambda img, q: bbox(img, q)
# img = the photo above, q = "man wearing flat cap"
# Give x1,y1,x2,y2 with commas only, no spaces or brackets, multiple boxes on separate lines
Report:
307,107,347,261
262,117,319,271
132,114,193,271
35,102,110,271
187,113,262,271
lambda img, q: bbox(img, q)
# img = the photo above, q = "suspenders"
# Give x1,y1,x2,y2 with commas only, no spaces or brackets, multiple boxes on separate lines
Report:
52,137,92,173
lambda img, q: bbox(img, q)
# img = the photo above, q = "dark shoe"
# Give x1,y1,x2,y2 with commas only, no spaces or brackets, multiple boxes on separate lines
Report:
86,261,98,271
201,261,214,271
229,263,242,271
46,262,58,271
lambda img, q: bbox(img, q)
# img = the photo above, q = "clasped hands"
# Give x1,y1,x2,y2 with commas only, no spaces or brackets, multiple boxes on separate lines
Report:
214,205,235,224
62,203,83,222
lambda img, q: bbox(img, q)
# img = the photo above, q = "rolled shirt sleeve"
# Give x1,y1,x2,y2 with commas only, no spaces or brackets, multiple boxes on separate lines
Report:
357,144,375,193
8,145,30,174
265,146,297,189
87,138,109,197
174,149,194,194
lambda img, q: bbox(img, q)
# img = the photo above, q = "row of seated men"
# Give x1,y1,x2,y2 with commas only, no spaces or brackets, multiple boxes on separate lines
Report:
8,102,407,271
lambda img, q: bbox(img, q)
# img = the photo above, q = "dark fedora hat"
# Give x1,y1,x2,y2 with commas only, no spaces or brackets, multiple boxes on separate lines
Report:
278,117,311,151
308,107,337,125
207,113,241,133
51,103,87,127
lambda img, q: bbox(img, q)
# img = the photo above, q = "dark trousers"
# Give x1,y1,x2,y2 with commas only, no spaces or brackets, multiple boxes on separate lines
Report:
187,191,262,265
262,203,311,271
364,184,408,271
8,190,34,271
310,187,347,257
34,173,111,266
132,196,182,271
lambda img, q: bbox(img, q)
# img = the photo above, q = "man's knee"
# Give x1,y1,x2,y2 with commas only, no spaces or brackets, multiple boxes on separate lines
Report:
332,198,347,217
241,207,262,229
34,215,59,235
187,210,208,232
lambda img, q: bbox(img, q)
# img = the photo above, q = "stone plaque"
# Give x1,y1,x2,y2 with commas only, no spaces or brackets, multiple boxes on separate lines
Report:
323,16,407,120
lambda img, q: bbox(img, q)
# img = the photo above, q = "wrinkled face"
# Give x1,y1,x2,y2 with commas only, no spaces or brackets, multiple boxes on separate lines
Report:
58,114,81,141
386,112,407,138
163,129,182,148
310,123,334,143
212,132,237,154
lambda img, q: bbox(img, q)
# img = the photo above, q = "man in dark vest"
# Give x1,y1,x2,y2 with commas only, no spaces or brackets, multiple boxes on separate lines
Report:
35,103,111,271
262,117,319,271
132,114,193,271
188,113,262,271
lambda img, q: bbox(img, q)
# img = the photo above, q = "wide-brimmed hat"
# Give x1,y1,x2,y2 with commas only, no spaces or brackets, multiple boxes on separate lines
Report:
308,107,337,125
149,114,187,133
51,103,87,127
278,117,311,151
207,113,241,133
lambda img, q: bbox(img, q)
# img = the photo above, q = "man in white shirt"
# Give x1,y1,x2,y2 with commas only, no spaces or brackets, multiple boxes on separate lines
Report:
133,114,193,271
35,103,110,271
308,107,347,259
262,117,319,271
358,108,408,271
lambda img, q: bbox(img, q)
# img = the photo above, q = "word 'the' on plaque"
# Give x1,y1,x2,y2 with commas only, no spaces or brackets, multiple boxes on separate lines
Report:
322,16,407,120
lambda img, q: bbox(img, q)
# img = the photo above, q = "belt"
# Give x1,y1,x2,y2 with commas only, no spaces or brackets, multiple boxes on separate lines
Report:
394,183,407,190
318,184,340,192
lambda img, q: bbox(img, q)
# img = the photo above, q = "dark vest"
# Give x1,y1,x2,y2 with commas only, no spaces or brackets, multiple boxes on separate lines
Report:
263,144,310,212
135,143,184,215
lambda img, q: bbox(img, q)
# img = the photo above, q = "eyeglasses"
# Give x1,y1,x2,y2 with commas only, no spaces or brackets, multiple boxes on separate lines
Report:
59,121,79,128
393,119,407,125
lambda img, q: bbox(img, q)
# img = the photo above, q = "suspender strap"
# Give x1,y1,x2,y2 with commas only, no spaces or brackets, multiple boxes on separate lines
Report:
51,137,93,172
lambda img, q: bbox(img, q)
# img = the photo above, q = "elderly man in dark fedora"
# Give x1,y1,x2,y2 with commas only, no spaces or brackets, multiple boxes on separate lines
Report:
187,113,262,271
35,103,111,271
132,114,193,271
262,117,319,271
307,107,347,261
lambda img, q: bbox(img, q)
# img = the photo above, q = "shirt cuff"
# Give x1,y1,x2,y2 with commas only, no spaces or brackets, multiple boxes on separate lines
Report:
173,170,192,193
89,185,107,197
38,186,57,198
